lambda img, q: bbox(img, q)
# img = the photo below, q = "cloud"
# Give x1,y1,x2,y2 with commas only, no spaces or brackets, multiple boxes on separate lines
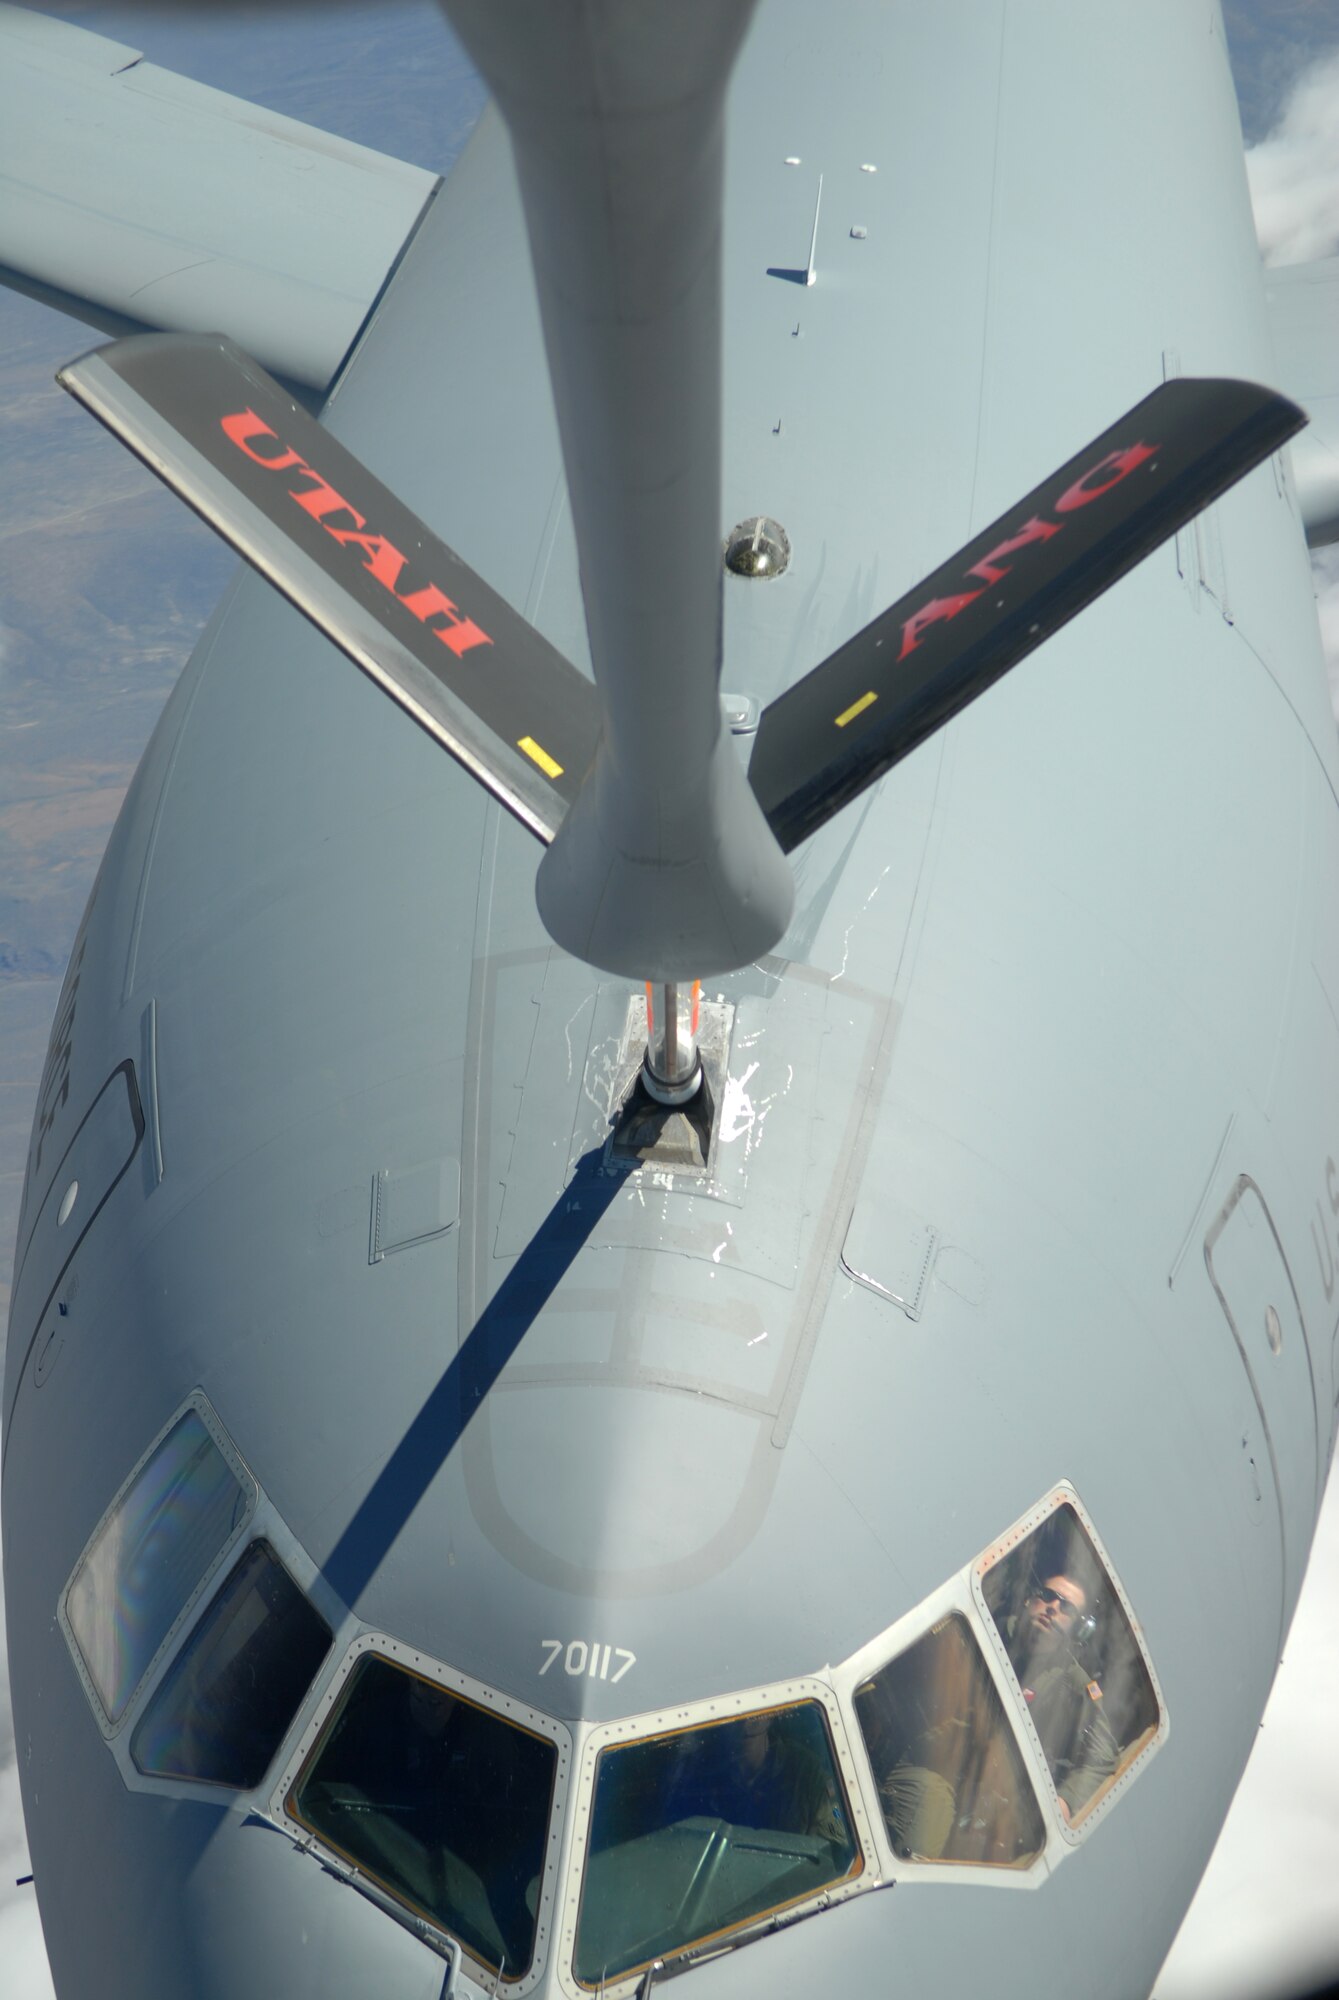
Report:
1240,49,1339,699
0,1577,51,2000
1246,48,1339,264
0,1907,55,2000
1317,545,1339,716
1154,1474,1339,1999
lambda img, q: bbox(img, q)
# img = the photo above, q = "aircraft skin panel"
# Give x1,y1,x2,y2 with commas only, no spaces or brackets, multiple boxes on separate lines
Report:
4,5,1338,1998
0,5,439,390
1294,773,1339,1455
717,8,1002,703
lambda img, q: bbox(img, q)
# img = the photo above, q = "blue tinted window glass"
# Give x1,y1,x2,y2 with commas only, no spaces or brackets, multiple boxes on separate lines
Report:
66,1410,250,1721
290,1658,557,1976
132,1542,331,1786
575,1703,859,1985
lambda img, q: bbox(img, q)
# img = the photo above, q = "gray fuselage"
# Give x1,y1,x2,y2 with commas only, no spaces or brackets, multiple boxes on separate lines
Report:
5,6,1337,1996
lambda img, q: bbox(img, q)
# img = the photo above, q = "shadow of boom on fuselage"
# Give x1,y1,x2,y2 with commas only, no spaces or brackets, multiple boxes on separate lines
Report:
324,1146,627,1606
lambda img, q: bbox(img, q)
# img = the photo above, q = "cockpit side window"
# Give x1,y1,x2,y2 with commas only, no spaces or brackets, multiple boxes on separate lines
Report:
979,1501,1161,1826
62,1406,252,1726
573,1701,860,1986
287,1657,557,1979
853,1613,1045,1866
131,1541,331,1787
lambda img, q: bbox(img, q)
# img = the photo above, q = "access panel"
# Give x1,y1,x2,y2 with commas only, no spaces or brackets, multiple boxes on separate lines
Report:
1206,1176,1319,1627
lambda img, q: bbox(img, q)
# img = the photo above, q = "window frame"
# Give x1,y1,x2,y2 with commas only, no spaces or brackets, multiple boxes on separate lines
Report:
58,1390,257,1739
58,1392,345,1808
62,1410,1168,1980
970,1482,1169,1847
552,1675,876,2000
129,1535,334,1789
272,1631,574,1999
829,1568,1057,1889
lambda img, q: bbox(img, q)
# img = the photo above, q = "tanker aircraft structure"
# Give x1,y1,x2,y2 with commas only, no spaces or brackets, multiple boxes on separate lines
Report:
4,4,1339,1998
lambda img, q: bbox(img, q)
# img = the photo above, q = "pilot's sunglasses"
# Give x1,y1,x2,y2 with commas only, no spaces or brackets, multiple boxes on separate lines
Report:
1029,1582,1078,1617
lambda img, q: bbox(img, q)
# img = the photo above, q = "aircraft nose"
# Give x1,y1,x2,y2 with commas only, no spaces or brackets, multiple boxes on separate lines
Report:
170,1817,450,2000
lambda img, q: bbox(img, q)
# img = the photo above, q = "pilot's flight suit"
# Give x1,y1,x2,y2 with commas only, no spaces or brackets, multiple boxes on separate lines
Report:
1017,1655,1119,1816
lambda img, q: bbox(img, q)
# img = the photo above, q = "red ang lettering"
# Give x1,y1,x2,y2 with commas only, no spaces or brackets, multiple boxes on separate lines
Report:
965,515,1062,587
897,589,985,662
1054,440,1158,513
889,436,1162,664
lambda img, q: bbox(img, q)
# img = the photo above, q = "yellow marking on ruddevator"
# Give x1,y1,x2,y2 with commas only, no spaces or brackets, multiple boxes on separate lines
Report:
518,736,564,779
835,691,877,728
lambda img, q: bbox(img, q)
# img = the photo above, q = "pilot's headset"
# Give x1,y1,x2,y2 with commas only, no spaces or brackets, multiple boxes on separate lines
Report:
1070,1598,1099,1653
1062,1579,1101,1664
1031,1569,1099,1659
1043,1534,1102,1645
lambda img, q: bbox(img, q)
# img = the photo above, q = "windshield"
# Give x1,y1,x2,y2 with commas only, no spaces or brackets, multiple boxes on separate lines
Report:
980,1501,1161,1824
854,1612,1044,1865
574,1701,860,1985
132,1541,331,1787
64,1407,250,1723
287,1656,557,1977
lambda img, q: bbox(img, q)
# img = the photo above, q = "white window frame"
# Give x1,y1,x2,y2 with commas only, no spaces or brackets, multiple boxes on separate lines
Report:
58,1389,257,1740
271,1630,575,1999
552,1674,879,2000
969,1481,1169,1847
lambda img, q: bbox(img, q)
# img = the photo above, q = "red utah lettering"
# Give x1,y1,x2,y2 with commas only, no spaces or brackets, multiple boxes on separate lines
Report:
221,409,493,658
325,521,411,593
220,408,305,472
396,584,492,659
287,464,364,529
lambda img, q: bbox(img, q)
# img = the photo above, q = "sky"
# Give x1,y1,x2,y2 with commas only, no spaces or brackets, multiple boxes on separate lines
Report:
1,5,1338,1998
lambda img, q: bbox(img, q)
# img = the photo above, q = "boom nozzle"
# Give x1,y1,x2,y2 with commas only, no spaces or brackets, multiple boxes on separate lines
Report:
642,982,703,1106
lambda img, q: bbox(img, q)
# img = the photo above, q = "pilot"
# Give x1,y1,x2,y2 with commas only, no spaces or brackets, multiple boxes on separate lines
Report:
877,1758,956,1860
672,1711,846,1845
1003,1566,1118,1821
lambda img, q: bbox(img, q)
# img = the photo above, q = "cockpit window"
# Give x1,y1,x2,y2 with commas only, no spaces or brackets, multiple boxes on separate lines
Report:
979,1501,1161,1825
63,1407,251,1724
132,1541,331,1787
287,1657,556,1977
853,1613,1045,1866
573,1702,860,1986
